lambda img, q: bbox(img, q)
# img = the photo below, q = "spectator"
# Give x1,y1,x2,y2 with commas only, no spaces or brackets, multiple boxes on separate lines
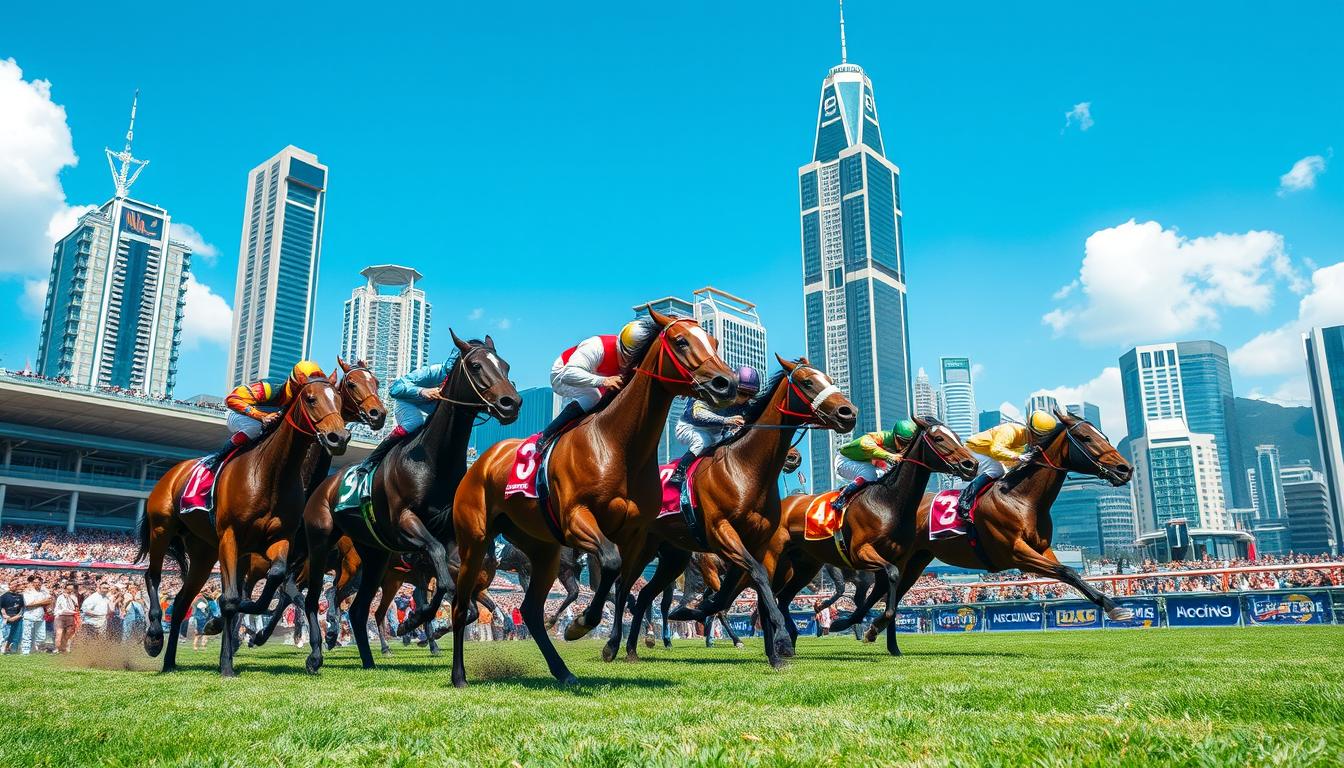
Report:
122,585,146,640
80,582,112,639
192,590,216,650
21,575,52,653
1,582,23,653
53,582,79,652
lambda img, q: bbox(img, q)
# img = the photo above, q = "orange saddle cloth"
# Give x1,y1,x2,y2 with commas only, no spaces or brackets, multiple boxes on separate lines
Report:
804,491,845,541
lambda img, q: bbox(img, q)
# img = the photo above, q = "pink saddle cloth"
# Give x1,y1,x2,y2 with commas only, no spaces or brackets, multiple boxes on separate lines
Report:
930,489,971,540
504,434,543,499
657,458,704,519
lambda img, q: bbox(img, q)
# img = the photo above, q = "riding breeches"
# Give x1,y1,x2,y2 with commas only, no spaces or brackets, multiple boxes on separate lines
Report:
675,423,718,455
974,453,1006,480
226,411,267,440
392,399,436,432
550,379,602,411
834,455,881,483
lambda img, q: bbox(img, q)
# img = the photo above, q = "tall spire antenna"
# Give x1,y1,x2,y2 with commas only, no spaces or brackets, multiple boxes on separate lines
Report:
839,0,848,63
105,89,148,199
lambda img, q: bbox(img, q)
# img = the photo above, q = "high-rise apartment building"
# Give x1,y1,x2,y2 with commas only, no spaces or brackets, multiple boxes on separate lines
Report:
978,409,1008,431
340,265,431,436
1305,325,1344,552
913,368,938,420
1024,393,1060,418
1066,401,1102,427
227,146,328,388
799,8,911,491
1129,418,1228,532
938,357,976,440
1098,487,1139,557
1248,444,1290,555
37,94,191,398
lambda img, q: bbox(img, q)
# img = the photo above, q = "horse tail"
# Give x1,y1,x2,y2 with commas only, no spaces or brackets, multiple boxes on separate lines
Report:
135,505,188,573
135,507,151,564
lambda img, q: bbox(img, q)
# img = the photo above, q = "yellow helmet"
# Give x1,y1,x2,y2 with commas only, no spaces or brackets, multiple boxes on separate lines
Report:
1028,410,1058,436
288,360,326,394
618,321,653,360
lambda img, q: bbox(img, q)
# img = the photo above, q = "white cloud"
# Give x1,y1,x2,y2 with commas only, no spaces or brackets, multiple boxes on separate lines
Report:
20,278,47,318
1246,378,1311,407
171,222,219,263
180,276,233,350
468,307,484,321
970,363,985,382
1063,102,1094,132
1028,366,1126,439
1278,154,1328,196
0,58,95,277
997,401,1023,424
495,318,513,330
1231,261,1344,377
1043,219,1294,345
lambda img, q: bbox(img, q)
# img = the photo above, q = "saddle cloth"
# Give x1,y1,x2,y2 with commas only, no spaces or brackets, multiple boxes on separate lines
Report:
504,434,543,499
928,485,992,541
179,448,241,523
803,491,844,540
657,458,705,519
333,465,398,550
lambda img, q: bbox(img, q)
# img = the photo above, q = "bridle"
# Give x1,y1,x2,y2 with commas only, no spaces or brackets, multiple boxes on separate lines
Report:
882,424,960,479
636,319,726,400
340,362,382,425
437,346,513,422
775,365,841,426
1025,421,1127,485
284,379,340,437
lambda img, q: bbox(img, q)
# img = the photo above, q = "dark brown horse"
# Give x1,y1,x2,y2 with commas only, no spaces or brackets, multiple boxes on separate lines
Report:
625,357,857,667
138,373,351,675
302,332,519,673
450,309,737,687
647,552,743,649
850,410,1135,654
495,542,592,629
373,544,500,656
764,417,978,655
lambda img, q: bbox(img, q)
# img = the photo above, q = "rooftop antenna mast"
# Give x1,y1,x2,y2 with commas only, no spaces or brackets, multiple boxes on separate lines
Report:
839,0,848,63
105,89,148,199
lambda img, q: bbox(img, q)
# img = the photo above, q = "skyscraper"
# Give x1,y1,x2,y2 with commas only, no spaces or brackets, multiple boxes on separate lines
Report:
799,6,911,491
1129,419,1228,532
1249,444,1290,555
1304,325,1344,549
340,265,431,436
938,357,976,439
913,368,938,420
226,146,328,388
979,409,1007,431
635,288,767,465
1280,464,1335,554
1066,401,1102,427
1024,393,1060,418
1097,487,1139,558
1052,475,1108,555
37,94,191,398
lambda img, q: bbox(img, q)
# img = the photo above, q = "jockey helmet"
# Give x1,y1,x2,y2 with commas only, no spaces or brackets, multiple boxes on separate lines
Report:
287,360,326,395
892,419,917,442
736,365,761,396
1028,410,1058,436
617,321,653,362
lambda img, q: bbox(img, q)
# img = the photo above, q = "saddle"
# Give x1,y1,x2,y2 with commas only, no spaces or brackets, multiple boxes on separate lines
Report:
505,430,567,542
804,490,852,567
179,449,242,528
333,463,400,551
658,457,708,547
929,485,998,571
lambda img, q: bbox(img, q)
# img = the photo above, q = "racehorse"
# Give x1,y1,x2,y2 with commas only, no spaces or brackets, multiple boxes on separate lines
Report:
624,357,857,667
302,332,519,673
765,417,978,655
847,409,1134,654
450,308,737,687
138,373,351,675
372,544,500,656
647,552,744,649
495,542,592,629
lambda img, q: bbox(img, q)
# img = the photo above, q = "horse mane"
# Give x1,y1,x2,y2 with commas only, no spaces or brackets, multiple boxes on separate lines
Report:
709,365,793,452
585,318,660,415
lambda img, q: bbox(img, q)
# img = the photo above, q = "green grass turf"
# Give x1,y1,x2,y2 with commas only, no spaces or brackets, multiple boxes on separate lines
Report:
0,627,1341,766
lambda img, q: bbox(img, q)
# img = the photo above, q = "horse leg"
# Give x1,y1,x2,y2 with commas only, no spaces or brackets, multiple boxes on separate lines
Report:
253,574,300,647
302,514,334,674
374,585,393,656
624,547,686,661
347,548,390,669
720,612,743,647
161,537,216,672
520,544,577,684
773,563,817,650
545,567,581,630
562,506,621,642
714,529,791,666
239,540,288,614
831,574,883,634
141,524,174,658
324,584,343,650
866,551,934,652
1011,541,1131,620
215,530,243,677
660,585,675,649
413,585,442,656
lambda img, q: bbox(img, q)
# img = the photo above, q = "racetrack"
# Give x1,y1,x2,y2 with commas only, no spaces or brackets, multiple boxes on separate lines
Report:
1,627,1341,766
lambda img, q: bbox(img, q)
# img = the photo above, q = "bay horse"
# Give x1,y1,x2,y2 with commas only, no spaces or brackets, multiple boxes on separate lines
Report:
495,542,592,629
450,308,737,687
847,409,1134,654
624,357,857,667
302,332,520,673
372,544,500,656
138,373,351,675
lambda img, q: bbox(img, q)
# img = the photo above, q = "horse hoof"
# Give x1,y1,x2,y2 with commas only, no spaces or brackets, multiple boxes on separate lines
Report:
144,635,164,658
430,647,441,657
734,642,745,649
559,673,580,687
381,648,392,656
362,661,376,670
433,626,450,640
601,644,618,663
1107,607,1134,622
202,618,223,636
863,629,878,643
664,640,672,649
769,657,789,670
563,620,591,642
625,651,640,663
452,677,468,689
305,656,322,674
221,669,240,679
643,636,654,649
776,641,795,659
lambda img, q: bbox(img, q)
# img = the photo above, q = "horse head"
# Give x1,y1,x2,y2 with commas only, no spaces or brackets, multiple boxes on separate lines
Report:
643,306,737,406
336,357,386,430
443,329,521,425
1041,408,1133,487
292,375,351,456
774,355,857,433
907,416,978,480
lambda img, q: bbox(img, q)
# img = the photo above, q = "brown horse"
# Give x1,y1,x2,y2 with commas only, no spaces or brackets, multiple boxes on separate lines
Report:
302,332,519,673
450,308,737,687
373,544,500,655
762,417,978,655
138,373,351,675
849,409,1134,654
624,357,857,667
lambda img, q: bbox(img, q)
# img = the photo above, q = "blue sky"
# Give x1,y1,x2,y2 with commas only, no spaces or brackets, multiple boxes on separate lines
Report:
2,1,1341,441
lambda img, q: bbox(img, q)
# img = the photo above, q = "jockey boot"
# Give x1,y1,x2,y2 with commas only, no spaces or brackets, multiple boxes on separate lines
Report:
956,474,995,524
831,477,867,512
668,449,696,489
538,400,585,448
201,432,249,471
354,425,411,478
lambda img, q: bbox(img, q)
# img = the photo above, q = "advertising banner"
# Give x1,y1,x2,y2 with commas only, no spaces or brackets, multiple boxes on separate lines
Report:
983,604,1044,632
933,606,980,633
788,612,818,636
1244,591,1332,626
725,614,755,637
1165,594,1241,627
1045,601,1103,630
892,610,922,634
1103,598,1160,629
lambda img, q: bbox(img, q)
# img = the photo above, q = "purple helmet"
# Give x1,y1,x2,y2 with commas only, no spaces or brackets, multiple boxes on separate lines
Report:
736,365,761,396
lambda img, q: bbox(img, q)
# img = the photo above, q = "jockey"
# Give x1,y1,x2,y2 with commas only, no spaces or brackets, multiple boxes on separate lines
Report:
831,420,917,509
536,320,655,446
668,365,761,486
200,360,327,471
352,359,455,478
957,410,1058,520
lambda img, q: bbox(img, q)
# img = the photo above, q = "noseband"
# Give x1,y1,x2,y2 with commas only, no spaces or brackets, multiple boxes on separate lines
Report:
776,366,840,426
438,348,512,421
285,380,339,437
1027,422,1125,483
637,319,719,393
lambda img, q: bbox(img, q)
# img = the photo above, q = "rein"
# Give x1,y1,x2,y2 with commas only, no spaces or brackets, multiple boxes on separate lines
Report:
283,380,334,437
1023,422,1121,482
435,348,507,422
635,318,703,386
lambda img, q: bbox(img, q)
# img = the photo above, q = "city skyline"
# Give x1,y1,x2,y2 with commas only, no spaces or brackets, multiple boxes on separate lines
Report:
1,4,1342,447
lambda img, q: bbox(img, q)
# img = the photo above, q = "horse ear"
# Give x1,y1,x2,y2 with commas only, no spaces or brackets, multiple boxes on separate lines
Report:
450,328,472,355
1053,406,1072,424
646,305,673,327
484,334,496,351
337,356,351,373
798,356,812,367
776,353,798,372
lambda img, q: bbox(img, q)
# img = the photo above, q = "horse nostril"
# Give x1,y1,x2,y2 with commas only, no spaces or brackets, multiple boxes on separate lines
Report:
836,405,855,420
498,396,517,410
710,375,731,393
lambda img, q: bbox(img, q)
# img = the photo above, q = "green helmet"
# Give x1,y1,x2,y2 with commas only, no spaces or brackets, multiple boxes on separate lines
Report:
892,419,917,442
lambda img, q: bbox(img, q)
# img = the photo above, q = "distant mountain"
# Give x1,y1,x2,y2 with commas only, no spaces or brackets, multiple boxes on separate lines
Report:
1234,397,1320,473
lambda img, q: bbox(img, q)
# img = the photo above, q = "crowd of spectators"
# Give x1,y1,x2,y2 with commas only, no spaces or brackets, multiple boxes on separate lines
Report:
0,369,227,412
1,526,139,564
